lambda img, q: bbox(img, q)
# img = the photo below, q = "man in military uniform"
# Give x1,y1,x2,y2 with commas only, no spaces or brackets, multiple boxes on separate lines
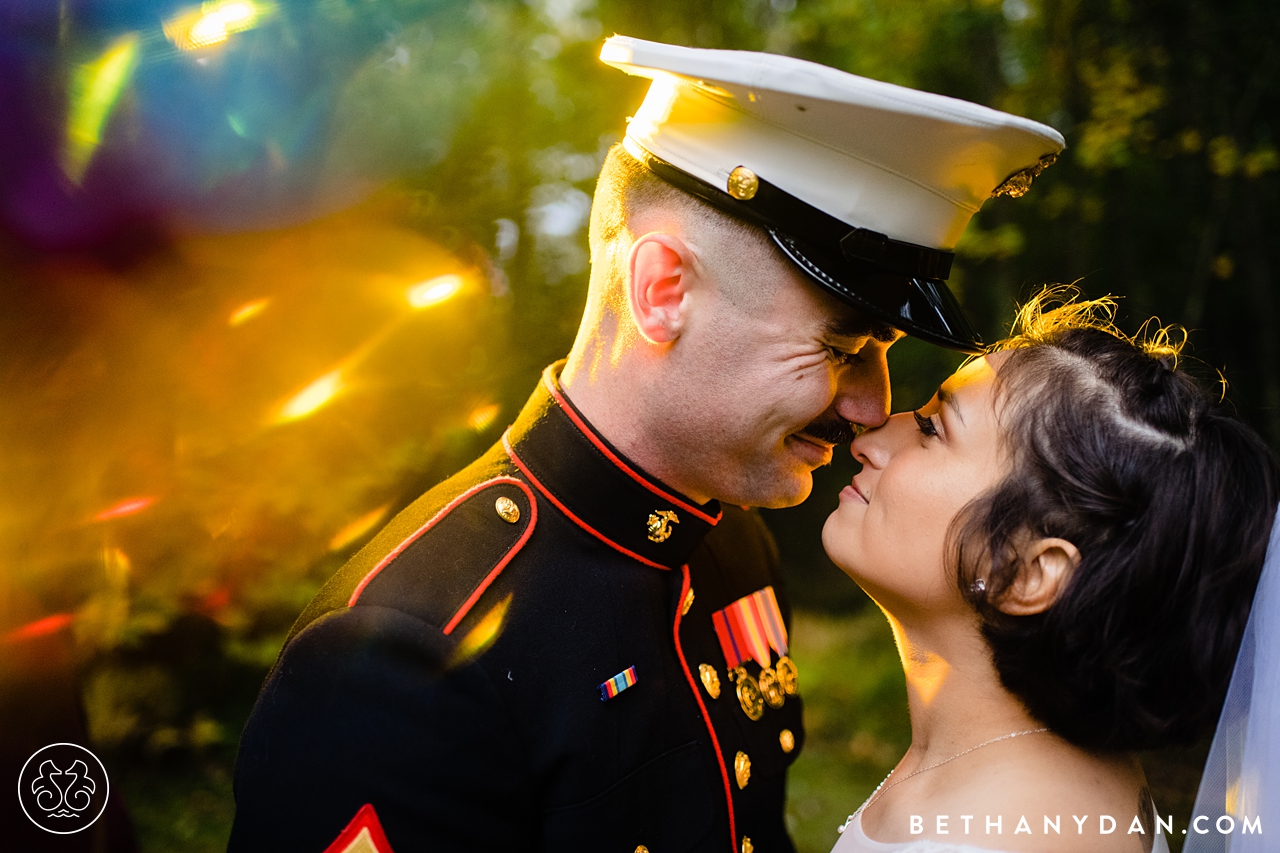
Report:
229,36,1063,853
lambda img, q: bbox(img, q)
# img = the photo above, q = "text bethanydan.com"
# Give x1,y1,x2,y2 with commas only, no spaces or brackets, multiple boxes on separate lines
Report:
909,814,1261,837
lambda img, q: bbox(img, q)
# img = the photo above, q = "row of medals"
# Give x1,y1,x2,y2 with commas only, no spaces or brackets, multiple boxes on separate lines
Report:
700,656,799,720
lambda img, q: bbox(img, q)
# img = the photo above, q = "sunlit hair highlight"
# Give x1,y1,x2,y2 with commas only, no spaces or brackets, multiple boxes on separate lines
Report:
952,286,1279,751
989,285,1190,371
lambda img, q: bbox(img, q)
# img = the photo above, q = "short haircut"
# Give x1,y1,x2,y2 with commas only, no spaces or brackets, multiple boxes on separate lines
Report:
587,144,781,313
954,288,1280,751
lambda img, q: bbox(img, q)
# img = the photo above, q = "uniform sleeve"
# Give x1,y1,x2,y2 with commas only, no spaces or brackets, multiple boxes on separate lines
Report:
228,605,532,853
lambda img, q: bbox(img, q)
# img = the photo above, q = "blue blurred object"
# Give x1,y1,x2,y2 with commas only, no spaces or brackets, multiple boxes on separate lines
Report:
0,0,476,245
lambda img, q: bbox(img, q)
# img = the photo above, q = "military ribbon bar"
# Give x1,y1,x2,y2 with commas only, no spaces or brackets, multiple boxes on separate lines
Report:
599,665,638,701
712,586,789,670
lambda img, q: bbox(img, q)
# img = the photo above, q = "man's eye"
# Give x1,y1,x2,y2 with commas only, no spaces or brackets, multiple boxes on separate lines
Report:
913,410,938,438
827,346,862,366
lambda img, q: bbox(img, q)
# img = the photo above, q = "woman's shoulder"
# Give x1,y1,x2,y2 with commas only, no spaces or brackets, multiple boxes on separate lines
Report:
858,738,1154,853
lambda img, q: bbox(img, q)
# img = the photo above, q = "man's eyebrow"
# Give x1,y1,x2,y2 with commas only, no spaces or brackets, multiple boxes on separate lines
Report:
824,315,901,343
938,387,965,425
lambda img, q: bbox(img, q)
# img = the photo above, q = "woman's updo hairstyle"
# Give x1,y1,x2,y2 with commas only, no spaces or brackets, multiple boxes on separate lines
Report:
954,287,1280,752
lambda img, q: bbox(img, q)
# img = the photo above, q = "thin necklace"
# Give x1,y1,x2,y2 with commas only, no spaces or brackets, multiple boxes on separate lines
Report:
842,727,1049,830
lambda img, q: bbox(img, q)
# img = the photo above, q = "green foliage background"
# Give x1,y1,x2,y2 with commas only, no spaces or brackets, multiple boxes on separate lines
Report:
1,1,1277,851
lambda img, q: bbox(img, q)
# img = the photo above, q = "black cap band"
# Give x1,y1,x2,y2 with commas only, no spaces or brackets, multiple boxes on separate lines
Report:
628,145,984,353
633,147,955,281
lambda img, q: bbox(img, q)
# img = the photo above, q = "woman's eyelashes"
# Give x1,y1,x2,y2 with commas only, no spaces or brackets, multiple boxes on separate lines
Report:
913,410,939,438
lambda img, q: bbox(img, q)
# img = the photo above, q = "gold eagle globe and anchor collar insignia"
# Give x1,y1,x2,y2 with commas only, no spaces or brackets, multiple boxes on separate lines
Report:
712,586,799,719
646,509,679,543
502,364,723,570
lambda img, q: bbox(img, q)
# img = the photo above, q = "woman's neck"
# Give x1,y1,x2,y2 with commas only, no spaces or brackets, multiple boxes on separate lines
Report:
885,609,1042,763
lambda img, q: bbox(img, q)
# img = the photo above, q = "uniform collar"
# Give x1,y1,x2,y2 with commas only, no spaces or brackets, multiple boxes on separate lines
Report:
503,363,723,570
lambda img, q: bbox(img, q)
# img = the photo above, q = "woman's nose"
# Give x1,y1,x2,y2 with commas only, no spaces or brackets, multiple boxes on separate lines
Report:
849,411,914,469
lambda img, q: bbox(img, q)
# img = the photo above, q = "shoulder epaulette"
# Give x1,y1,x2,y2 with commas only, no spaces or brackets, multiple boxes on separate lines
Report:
288,475,536,643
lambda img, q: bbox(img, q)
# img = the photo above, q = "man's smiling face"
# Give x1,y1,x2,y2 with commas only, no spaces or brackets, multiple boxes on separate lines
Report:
665,249,903,509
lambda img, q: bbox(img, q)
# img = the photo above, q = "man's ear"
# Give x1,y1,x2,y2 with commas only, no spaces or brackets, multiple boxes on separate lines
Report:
627,232,696,344
996,537,1081,616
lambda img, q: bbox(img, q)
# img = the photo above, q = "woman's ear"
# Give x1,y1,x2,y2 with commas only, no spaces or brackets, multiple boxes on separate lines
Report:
627,232,696,344
996,537,1081,616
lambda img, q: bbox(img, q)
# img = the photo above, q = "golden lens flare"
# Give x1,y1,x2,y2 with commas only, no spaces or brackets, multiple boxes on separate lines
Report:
94,496,156,521
64,33,140,184
467,403,501,432
447,594,513,669
103,546,132,584
278,370,344,423
229,298,270,326
407,274,463,309
329,504,391,551
164,0,268,52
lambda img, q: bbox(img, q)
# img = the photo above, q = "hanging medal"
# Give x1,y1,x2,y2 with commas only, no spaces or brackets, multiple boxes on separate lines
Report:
729,665,765,720
712,585,799,719
760,585,799,697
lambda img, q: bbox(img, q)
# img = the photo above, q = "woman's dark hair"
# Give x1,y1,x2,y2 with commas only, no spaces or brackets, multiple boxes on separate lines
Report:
955,288,1280,752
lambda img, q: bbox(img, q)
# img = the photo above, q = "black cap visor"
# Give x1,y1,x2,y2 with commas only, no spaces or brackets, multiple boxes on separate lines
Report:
631,146,984,354
769,231,984,354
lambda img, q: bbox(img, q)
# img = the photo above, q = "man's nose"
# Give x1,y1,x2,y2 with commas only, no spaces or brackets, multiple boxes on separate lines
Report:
833,347,891,430
849,409,912,470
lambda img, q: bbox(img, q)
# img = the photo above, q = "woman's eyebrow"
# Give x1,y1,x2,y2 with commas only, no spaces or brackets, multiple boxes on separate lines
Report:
938,387,965,425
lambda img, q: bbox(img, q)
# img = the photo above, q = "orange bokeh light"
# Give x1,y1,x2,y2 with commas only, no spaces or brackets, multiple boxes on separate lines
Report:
94,496,157,521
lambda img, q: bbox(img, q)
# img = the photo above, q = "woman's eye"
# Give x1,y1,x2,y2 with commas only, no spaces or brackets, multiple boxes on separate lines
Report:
913,410,938,438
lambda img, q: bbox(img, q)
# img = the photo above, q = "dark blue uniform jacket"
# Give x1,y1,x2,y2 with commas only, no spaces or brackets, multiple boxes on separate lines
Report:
229,364,804,853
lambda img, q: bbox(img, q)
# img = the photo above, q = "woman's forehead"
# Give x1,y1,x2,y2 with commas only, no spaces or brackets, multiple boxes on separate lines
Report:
944,353,1002,393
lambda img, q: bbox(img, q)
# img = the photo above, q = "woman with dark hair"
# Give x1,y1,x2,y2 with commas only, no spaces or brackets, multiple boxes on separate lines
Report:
823,289,1280,853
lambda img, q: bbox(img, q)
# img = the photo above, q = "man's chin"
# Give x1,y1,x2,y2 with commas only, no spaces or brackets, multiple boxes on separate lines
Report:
744,465,814,510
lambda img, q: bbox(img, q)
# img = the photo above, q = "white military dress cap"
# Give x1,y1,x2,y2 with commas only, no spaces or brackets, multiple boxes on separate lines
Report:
599,35,1066,353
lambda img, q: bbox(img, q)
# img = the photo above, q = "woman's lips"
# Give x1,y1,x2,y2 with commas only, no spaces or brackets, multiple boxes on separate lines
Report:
840,479,869,504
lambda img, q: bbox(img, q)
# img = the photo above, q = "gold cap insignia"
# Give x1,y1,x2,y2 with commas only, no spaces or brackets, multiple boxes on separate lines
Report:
741,837,754,853
734,750,752,789
699,663,721,699
727,166,759,200
775,655,799,696
779,728,796,753
646,509,679,543
635,847,649,853
494,496,521,524
991,153,1059,199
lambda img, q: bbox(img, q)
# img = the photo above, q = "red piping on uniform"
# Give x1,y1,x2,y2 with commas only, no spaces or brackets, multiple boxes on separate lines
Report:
504,435,671,572
441,479,537,635
348,477,535,626
542,367,722,526
673,564,738,852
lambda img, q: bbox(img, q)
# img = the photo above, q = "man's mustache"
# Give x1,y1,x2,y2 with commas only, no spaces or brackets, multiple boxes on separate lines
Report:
797,415,862,446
